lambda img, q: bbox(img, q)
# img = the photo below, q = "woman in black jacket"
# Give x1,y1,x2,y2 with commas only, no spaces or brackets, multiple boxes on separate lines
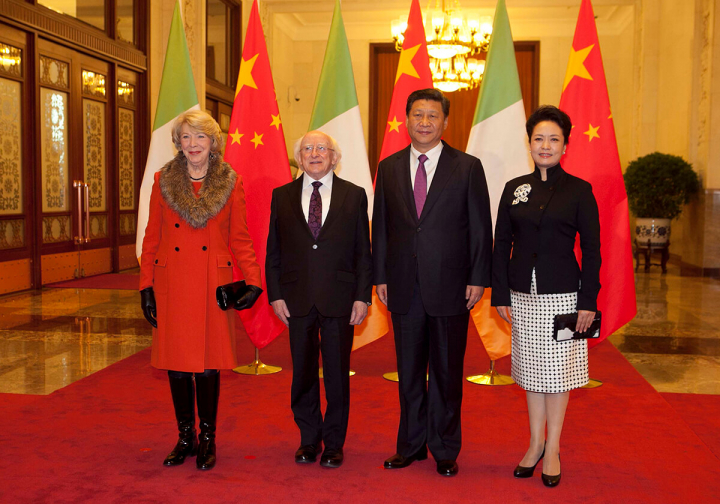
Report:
492,105,601,487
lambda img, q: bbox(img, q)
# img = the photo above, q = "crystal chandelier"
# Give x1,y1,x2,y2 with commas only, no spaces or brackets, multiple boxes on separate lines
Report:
391,0,492,92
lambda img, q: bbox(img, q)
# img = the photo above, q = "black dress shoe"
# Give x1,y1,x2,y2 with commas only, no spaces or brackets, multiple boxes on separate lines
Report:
513,446,545,478
436,459,458,477
295,443,322,464
383,449,428,469
541,454,561,487
320,447,344,468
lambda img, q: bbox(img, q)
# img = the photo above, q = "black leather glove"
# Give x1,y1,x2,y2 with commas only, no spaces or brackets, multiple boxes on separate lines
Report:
140,287,158,328
234,285,263,311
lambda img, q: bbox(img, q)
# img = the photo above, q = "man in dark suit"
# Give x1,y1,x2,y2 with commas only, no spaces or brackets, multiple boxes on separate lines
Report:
266,130,372,469
373,89,493,477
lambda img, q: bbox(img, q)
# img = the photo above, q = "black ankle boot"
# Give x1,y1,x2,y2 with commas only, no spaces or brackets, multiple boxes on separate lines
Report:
195,370,220,470
163,373,197,466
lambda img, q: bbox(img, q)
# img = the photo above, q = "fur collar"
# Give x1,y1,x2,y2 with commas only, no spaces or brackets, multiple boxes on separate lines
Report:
159,152,237,229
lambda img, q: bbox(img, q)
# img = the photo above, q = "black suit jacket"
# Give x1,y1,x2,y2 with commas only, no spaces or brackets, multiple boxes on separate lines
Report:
372,141,493,316
491,164,601,311
266,174,372,318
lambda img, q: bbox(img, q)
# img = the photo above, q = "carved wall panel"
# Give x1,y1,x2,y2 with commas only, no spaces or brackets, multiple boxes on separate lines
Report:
119,213,135,235
89,214,107,239
0,218,24,249
83,99,106,212
43,215,71,243
39,56,69,89
0,77,22,215
118,108,135,210
40,88,68,212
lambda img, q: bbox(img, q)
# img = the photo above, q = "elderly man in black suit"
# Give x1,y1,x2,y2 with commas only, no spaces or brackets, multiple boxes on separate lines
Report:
373,89,493,477
266,130,372,469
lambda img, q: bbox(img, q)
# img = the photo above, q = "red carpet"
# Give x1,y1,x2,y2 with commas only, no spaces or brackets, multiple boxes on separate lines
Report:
662,392,720,459
46,273,140,290
3,326,719,503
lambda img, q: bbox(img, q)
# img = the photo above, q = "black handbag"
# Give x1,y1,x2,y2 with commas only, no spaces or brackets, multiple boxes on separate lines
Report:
216,280,249,311
552,311,602,341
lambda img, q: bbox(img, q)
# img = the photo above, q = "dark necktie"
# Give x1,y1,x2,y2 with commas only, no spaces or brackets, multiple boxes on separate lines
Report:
414,154,428,218
308,181,322,239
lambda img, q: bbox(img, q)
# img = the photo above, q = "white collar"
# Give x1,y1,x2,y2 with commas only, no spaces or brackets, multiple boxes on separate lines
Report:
302,170,334,189
410,141,444,161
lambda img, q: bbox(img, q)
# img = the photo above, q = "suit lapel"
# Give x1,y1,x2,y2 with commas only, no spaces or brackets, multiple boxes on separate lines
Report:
318,173,347,238
289,176,314,239
393,147,418,223
419,142,458,223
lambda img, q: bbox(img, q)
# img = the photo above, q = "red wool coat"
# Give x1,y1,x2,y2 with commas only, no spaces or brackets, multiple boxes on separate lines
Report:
139,154,261,372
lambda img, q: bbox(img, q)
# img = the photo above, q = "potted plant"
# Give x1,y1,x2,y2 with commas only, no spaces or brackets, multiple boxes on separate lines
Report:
624,152,700,246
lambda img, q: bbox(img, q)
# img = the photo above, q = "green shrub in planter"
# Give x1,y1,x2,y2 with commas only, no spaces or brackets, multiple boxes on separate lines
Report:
624,152,699,220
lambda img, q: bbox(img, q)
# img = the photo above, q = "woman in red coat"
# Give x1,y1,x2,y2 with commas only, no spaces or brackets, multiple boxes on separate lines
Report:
139,110,262,470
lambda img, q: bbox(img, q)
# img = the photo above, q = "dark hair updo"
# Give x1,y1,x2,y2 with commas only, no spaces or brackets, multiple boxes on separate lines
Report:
526,105,572,144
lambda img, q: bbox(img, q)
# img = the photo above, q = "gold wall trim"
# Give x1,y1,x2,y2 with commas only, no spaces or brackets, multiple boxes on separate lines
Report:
0,258,31,294
0,0,146,70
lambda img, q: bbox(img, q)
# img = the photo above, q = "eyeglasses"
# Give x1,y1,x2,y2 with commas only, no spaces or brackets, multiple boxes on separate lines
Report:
301,144,334,155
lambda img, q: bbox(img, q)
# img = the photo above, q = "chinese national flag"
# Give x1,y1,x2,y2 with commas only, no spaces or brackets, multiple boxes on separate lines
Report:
375,0,433,168
559,0,636,347
224,0,291,349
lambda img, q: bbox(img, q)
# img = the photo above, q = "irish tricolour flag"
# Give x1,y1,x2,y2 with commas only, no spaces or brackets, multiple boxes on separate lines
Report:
307,0,388,349
466,0,532,361
136,0,199,260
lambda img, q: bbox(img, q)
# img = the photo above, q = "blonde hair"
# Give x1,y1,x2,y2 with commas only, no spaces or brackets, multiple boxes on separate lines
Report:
292,131,342,167
171,110,224,154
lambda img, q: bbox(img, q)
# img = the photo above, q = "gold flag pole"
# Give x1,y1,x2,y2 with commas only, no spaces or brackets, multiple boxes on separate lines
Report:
233,348,282,375
466,360,515,386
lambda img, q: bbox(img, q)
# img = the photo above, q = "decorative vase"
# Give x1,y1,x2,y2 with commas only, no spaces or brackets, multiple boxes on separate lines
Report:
635,218,671,247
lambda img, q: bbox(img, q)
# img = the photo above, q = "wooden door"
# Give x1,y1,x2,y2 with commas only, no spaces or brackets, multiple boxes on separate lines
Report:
0,23,32,294
37,39,114,284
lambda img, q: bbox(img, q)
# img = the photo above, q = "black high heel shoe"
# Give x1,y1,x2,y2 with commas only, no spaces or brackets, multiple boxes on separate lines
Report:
541,453,561,487
513,446,545,478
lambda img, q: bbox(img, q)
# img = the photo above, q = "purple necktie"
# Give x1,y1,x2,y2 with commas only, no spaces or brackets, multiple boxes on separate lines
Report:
414,154,428,218
308,181,322,239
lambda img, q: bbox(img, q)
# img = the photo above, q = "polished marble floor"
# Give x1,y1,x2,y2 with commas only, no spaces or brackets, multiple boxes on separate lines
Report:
1,265,719,395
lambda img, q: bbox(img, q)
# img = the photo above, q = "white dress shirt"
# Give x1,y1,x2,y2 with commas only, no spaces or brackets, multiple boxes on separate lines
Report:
301,171,334,225
409,141,444,194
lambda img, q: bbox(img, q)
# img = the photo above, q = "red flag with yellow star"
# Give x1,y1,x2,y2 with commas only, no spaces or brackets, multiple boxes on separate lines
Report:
224,0,291,349
559,0,636,347
376,0,433,167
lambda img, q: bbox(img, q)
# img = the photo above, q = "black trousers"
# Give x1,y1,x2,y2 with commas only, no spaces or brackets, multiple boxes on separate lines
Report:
289,306,354,450
391,281,469,462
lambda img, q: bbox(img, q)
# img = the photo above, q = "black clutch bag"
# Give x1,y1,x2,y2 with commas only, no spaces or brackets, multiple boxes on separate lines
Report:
216,280,249,311
553,311,602,341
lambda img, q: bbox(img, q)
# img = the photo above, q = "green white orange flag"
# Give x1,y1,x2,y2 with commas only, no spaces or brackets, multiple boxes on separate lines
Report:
466,0,531,361
559,0,636,347
375,0,433,167
136,0,199,261
308,0,388,350
223,0,291,349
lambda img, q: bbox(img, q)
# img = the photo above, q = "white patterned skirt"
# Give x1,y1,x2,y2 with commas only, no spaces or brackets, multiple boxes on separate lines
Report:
509,270,589,393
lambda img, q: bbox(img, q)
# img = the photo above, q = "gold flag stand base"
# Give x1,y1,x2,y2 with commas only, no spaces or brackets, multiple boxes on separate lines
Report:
382,371,399,382
466,360,515,386
319,368,356,378
581,378,603,389
233,348,282,375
